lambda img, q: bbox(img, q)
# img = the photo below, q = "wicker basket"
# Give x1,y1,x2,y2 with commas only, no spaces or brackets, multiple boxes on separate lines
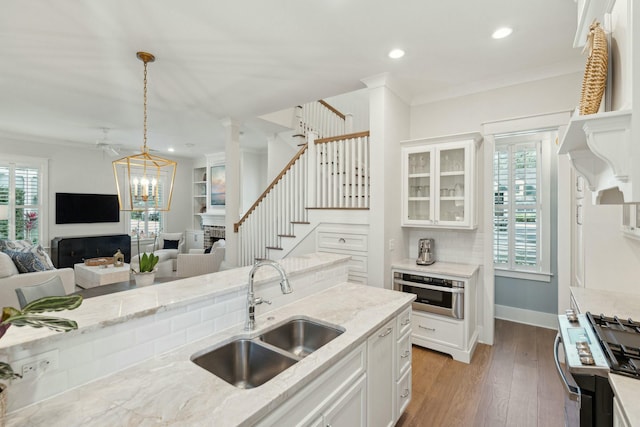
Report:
579,21,608,115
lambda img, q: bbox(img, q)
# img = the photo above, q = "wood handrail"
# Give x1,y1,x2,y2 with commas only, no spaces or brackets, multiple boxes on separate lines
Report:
318,100,346,120
315,131,370,145
234,144,308,233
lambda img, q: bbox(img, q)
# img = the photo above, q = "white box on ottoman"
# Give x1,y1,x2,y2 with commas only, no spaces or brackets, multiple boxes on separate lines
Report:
74,263,130,289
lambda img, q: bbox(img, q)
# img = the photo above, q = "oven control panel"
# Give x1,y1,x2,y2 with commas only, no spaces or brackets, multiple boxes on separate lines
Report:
558,312,609,375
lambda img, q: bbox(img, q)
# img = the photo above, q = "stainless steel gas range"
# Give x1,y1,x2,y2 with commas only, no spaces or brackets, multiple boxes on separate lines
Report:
555,310,640,427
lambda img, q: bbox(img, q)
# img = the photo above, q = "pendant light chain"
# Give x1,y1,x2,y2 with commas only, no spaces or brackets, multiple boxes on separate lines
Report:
143,59,148,152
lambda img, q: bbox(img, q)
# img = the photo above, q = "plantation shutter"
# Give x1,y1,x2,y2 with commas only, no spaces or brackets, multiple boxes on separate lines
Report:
493,142,540,271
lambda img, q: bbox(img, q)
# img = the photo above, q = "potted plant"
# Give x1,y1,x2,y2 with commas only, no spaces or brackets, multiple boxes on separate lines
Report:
0,295,82,424
131,234,159,286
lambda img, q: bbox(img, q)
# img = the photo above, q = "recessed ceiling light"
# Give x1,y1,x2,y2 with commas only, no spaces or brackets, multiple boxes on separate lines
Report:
492,27,513,39
168,147,175,152
388,49,405,59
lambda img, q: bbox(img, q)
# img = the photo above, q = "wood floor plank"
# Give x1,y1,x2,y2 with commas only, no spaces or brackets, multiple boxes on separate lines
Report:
397,319,565,427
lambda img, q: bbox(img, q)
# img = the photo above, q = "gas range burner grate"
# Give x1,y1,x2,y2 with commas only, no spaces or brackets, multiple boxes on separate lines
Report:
587,312,640,379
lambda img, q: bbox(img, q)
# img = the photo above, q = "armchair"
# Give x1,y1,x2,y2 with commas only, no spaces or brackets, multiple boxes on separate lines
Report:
176,246,225,278
130,232,185,277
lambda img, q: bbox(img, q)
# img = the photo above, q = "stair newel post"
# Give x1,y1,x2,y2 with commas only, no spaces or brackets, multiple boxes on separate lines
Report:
307,131,318,208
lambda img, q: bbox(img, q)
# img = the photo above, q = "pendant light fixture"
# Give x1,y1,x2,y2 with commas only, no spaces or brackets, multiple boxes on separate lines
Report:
113,52,177,211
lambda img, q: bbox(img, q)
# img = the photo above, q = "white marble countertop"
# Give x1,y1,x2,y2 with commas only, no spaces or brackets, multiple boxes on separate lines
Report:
392,259,479,278
0,252,351,349
7,282,414,426
570,286,640,426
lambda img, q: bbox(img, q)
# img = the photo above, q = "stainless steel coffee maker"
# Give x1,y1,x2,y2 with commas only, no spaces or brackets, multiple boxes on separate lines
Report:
416,238,435,265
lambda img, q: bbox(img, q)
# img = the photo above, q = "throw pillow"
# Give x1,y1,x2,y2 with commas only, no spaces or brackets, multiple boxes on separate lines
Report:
4,245,55,273
163,239,179,250
0,239,32,252
204,246,212,254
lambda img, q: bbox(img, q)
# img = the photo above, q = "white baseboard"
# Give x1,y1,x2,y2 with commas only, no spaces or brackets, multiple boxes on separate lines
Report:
495,304,557,330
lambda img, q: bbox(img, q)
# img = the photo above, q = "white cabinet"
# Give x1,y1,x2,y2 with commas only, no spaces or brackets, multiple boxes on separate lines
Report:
192,166,207,229
256,306,413,427
321,375,367,427
396,268,478,363
255,343,366,427
367,319,395,427
401,133,482,229
394,306,412,421
316,225,369,284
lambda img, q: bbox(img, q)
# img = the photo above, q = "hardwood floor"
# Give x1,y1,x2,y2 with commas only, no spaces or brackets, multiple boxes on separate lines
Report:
396,319,565,427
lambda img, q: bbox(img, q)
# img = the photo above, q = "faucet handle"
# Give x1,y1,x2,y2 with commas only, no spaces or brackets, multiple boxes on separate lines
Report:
254,297,272,305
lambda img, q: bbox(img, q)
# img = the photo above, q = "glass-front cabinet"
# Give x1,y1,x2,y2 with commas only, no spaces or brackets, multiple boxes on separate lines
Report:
401,133,482,229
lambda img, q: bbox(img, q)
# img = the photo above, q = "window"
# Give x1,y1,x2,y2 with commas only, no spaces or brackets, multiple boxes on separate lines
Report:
127,178,166,238
493,131,552,281
0,157,47,245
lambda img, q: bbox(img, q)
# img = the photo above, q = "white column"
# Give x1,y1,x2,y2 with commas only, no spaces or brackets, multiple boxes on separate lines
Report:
222,118,241,267
361,73,410,289
306,131,318,209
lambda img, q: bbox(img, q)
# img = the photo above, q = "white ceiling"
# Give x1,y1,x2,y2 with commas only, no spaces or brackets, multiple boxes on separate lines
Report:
0,0,583,158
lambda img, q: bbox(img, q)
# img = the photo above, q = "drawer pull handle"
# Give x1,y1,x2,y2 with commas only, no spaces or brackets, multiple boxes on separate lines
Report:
338,238,346,243
401,350,410,358
400,389,410,398
379,327,392,337
401,319,410,326
418,325,436,332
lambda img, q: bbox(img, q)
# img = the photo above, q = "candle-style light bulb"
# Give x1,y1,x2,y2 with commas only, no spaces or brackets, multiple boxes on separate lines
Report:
132,177,139,196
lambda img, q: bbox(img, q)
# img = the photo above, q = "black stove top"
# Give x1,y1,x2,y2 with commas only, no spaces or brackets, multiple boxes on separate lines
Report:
587,312,640,379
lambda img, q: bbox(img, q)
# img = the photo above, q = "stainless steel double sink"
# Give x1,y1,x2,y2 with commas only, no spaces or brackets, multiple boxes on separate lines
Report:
191,318,344,389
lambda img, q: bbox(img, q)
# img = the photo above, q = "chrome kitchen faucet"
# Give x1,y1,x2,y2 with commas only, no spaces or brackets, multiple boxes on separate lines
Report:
245,260,293,330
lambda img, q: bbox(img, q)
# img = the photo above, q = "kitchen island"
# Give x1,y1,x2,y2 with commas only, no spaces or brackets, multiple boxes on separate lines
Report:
570,287,640,427
2,253,414,426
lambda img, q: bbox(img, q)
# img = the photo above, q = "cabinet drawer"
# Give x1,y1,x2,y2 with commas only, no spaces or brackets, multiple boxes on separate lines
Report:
396,367,412,419
412,312,464,349
396,331,411,379
396,306,412,337
317,231,368,252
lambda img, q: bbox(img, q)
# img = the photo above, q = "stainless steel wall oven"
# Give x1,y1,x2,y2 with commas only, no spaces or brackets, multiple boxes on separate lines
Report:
393,272,464,319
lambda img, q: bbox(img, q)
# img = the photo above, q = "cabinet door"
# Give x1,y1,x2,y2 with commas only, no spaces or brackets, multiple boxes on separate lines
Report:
367,320,395,427
402,146,435,225
435,142,470,227
322,375,367,427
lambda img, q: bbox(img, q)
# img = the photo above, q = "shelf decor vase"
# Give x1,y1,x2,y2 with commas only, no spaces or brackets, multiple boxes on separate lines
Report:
134,270,156,287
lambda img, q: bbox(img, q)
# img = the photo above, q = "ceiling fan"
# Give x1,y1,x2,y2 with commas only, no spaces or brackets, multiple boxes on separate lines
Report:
95,128,122,157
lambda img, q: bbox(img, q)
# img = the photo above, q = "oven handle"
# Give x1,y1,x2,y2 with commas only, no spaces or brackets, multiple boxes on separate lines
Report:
554,333,581,404
393,279,464,294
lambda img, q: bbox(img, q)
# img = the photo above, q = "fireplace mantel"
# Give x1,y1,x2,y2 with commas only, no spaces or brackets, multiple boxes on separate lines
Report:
200,211,225,227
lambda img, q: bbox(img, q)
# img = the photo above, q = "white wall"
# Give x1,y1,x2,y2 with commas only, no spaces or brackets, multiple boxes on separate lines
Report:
240,149,268,215
0,136,193,246
267,134,298,182
581,192,640,294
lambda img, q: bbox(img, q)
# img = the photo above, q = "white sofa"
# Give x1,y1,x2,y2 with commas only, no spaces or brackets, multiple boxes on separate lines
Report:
0,251,75,308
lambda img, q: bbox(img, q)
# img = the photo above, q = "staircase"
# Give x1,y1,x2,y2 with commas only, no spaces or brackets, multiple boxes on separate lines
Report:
234,101,370,266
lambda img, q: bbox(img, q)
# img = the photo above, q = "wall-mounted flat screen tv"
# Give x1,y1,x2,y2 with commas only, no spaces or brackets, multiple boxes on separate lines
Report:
55,193,120,224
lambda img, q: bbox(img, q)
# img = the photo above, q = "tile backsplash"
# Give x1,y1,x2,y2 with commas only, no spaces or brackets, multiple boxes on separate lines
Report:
408,229,484,265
